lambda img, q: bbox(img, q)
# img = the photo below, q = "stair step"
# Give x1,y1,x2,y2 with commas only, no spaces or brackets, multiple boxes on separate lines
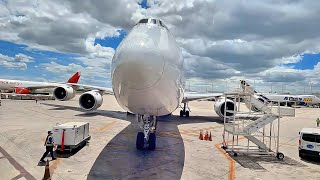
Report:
244,135,268,150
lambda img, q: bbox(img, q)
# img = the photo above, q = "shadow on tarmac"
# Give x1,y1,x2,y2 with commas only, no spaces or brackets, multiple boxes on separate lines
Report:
300,156,320,165
231,153,307,170
41,102,223,180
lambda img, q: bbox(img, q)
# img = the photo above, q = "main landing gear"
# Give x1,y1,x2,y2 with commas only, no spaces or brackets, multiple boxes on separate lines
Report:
180,102,190,117
136,115,157,150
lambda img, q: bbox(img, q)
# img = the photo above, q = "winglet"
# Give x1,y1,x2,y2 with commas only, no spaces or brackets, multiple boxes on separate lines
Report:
67,72,81,83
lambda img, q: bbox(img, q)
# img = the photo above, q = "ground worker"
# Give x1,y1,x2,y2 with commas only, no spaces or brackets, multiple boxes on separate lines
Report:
317,118,320,127
40,131,56,162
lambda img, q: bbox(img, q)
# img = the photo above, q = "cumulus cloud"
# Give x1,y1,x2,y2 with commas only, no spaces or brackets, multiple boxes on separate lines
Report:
0,53,34,69
1,0,320,93
141,0,320,92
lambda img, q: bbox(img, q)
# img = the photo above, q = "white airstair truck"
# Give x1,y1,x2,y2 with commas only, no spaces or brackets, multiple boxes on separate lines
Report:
52,122,91,153
222,80,295,160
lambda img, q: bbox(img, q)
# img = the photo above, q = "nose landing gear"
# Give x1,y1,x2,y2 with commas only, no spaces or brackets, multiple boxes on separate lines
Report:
136,115,157,150
179,102,190,117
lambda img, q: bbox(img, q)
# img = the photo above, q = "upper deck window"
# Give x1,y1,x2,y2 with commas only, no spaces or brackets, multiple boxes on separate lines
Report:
151,19,157,24
138,19,148,24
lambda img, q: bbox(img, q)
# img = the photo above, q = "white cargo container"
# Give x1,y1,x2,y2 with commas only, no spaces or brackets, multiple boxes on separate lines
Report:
52,122,90,152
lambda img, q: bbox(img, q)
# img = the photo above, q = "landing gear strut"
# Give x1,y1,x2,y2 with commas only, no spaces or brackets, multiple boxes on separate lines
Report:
180,103,190,117
136,115,157,150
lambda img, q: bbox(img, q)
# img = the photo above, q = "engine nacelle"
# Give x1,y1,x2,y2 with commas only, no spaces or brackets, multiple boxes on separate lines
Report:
14,88,30,94
53,86,76,101
79,90,103,111
214,97,236,118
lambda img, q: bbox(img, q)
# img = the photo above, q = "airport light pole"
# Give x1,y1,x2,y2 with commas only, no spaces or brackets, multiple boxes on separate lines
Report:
212,82,214,93
310,82,313,94
225,80,228,92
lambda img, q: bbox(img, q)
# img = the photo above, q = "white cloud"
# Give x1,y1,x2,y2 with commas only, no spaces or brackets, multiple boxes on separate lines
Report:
0,53,34,70
1,0,320,93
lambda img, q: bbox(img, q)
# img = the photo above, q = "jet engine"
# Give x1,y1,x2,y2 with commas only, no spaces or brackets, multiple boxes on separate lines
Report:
79,90,103,111
14,88,30,94
53,86,76,101
214,97,236,118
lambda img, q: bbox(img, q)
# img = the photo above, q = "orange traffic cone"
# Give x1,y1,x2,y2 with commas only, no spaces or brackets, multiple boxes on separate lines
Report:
199,130,203,140
43,160,51,180
204,131,209,141
209,131,212,141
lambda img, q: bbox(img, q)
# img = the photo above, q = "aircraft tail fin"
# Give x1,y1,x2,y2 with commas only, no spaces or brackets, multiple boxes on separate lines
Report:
67,72,81,83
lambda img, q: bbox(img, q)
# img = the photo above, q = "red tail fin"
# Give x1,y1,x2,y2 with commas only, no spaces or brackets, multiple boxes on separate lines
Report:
67,72,80,83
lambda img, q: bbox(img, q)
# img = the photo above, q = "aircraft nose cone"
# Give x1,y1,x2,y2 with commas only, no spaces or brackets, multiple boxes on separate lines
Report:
112,43,165,90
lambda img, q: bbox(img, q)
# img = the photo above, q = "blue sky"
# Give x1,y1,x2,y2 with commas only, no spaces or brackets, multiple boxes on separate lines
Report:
0,40,81,81
292,54,320,70
94,30,127,49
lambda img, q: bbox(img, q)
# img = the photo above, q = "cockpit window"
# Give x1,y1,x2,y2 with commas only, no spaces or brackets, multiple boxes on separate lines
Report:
151,19,157,24
136,18,168,30
139,19,148,24
159,20,168,29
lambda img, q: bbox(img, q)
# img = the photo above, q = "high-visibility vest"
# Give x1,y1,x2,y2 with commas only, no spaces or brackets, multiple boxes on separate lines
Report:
45,135,54,146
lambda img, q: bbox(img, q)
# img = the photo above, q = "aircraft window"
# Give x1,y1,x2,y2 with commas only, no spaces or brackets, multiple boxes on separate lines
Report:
159,21,168,29
139,19,148,24
151,19,157,24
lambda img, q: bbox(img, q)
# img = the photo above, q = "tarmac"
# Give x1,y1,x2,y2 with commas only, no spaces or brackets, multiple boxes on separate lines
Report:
0,94,320,180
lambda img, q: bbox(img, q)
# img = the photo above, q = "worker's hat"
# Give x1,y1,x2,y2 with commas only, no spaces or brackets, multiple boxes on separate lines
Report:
47,130,52,134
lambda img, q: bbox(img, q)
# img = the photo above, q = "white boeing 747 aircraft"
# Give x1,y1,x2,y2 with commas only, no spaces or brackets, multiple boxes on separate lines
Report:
52,18,234,150
240,80,320,111
0,72,80,94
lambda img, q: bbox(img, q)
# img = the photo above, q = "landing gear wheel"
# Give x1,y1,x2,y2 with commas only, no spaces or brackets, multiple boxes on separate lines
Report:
136,132,144,150
185,111,190,117
233,152,238,157
180,110,184,117
276,152,284,160
148,133,156,150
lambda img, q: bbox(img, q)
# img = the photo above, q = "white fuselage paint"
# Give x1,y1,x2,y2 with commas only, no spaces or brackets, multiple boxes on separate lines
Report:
262,94,320,104
111,19,184,116
0,79,58,92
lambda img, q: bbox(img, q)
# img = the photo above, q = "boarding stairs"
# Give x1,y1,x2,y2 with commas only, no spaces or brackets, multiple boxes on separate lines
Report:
224,80,295,152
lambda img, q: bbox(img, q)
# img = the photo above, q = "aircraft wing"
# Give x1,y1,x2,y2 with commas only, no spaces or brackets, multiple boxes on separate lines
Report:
182,92,223,103
66,83,113,94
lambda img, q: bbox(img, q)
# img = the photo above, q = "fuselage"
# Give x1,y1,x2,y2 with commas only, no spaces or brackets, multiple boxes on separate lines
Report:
0,79,56,91
263,94,320,105
111,18,184,116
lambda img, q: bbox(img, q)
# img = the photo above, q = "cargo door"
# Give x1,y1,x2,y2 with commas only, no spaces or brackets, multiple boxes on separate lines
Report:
75,127,80,145
75,126,84,145
52,128,62,145
65,128,76,146
301,133,317,152
84,123,89,138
